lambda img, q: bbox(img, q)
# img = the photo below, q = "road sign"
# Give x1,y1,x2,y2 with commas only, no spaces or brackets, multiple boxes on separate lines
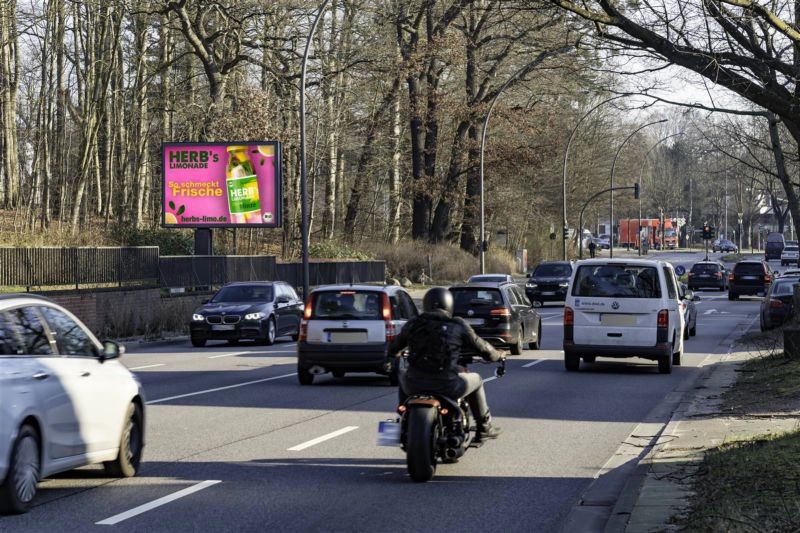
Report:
675,265,686,276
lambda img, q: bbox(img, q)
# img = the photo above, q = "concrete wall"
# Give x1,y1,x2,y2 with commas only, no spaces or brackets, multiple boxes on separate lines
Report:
43,288,208,338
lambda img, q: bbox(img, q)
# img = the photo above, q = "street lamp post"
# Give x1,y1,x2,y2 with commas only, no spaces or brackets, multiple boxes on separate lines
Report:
561,95,627,260
609,119,667,258
300,0,330,298
637,133,684,256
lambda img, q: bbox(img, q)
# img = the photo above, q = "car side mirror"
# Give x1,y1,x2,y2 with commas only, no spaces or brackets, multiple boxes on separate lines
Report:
774,271,779,277
683,290,694,301
276,295,290,304
100,340,125,362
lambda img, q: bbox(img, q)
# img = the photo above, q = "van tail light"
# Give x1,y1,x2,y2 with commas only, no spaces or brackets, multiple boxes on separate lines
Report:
381,293,392,321
490,308,511,316
303,295,313,320
765,274,772,283
299,320,308,342
728,273,734,281
657,309,669,329
770,299,784,308
564,306,574,326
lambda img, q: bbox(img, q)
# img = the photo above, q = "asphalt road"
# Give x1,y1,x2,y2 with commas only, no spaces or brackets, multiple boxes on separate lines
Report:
3,251,775,533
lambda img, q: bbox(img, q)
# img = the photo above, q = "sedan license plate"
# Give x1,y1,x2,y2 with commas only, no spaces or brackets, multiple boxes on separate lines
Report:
600,314,636,327
541,291,556,296
742,276,757,280
377,421,401,446
466,318,485,326
212,324,235,331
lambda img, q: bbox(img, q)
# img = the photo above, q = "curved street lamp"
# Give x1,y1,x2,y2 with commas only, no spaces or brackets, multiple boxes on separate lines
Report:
608,119,668,258
637,132,684,255
300,0,331,298
561,94,627,260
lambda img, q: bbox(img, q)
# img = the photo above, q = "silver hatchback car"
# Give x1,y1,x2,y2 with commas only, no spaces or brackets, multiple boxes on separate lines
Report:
0,295,145,514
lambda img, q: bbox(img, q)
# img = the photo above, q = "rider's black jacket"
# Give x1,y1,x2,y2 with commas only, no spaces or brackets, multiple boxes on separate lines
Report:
388,309,501,386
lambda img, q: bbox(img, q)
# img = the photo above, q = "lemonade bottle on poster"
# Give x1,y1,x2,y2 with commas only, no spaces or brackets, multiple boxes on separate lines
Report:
225,145,262,224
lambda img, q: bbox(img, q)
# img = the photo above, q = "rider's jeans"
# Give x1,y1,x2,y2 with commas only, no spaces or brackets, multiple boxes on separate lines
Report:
398,371,491,422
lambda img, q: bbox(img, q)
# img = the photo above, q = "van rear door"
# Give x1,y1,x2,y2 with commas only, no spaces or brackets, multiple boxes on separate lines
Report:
570,264,664,347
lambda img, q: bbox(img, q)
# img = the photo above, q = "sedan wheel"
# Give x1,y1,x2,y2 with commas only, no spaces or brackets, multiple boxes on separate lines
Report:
0,425,40,514
104,403,144,478
260,318,276,346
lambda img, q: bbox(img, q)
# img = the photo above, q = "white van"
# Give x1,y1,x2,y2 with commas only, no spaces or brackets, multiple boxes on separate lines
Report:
563,259,685,374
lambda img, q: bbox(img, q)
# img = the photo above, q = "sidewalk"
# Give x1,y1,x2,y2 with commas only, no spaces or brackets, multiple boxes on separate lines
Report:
608,345,800,532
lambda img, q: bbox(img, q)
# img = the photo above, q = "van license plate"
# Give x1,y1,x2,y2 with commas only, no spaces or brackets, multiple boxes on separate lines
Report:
600,314,636,326
377,421,401,446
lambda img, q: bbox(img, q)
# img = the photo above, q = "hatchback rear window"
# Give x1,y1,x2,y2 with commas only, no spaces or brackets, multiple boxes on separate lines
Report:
691,264,720,274
450,288,503,313
310,290,383,320
772,281,798,296
572,265,662,298
734,263,764,275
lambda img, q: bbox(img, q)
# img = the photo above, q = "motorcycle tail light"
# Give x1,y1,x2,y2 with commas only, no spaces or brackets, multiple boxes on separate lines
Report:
440,408,449,415
397,405,406,413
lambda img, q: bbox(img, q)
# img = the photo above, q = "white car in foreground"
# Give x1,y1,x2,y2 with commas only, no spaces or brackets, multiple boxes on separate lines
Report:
563,259,685,374
0,295,145,514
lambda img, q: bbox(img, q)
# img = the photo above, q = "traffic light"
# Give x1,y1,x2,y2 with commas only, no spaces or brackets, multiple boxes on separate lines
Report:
702,225,713,240
633,183,640,199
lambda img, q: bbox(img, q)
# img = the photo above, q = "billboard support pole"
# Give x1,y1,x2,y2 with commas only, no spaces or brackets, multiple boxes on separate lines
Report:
194,228,212,255
300,0,330,298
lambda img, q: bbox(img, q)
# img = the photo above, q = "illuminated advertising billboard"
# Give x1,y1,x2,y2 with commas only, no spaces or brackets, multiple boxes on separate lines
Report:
162,141,282,228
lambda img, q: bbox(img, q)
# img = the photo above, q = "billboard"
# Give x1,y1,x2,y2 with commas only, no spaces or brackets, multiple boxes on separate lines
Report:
162,141,282,228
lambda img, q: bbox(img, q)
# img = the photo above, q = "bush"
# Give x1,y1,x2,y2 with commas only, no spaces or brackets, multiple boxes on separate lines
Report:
363,240,518,284
309,241,374,260
110,224,194,256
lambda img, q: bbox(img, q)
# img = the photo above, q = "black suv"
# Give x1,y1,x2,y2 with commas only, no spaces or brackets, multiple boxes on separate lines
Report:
688,261,728,291
728,260,773,301
189,281,303,346
765,233,785,261
449,282,541,355
525,261,574,306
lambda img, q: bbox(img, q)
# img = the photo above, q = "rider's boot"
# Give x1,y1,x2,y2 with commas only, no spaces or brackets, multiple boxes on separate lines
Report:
475,413,502,441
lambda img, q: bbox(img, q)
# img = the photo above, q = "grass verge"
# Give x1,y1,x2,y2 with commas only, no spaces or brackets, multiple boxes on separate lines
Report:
680,349,800,531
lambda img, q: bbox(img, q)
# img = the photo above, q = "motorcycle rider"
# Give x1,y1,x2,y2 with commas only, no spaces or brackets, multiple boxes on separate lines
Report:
388,287,504,441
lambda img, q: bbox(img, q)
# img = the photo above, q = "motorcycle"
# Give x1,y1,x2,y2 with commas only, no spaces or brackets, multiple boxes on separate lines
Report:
378,353,506,482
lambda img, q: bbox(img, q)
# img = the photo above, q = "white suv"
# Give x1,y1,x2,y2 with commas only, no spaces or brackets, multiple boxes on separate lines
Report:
297,285,417,385
0,295,145,514
563,259,685,374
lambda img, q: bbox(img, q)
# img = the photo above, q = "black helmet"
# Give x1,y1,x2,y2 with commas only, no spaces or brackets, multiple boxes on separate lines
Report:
422,287,453,316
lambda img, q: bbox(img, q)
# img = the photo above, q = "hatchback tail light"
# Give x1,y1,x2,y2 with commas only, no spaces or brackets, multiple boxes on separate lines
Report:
714,272,722,279
299,320,308,342
303,295,313,320
657,309,669,329
490,308,511,316
381,293,392,321
770,299,784,308
385,322,397,342
564,306,574,326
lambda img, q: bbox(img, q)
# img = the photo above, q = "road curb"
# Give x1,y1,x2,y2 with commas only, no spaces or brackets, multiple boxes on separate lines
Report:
116,334,190,349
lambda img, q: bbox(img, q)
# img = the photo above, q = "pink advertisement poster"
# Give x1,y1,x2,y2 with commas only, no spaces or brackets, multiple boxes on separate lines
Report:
162,142,282,227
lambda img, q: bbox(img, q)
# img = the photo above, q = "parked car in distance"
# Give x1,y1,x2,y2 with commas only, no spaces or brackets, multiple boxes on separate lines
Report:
596,235,611,249
678,283,698,339
297,285,417,385
449,282,540,355
712,239,738,253
525,261,574,307
688,261,728,291
781,268,800,278
190,282,303,347
563,259,685,374
765,232,785,261
781,244,799,266
760,277,800,330
728,260,774,300
467,273,514,283
0,295,145,514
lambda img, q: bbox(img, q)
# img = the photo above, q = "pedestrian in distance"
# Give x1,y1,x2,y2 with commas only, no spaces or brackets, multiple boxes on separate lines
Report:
588,239,597,258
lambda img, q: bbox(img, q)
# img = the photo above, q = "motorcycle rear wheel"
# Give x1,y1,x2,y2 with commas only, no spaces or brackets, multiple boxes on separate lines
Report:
406,407,438,482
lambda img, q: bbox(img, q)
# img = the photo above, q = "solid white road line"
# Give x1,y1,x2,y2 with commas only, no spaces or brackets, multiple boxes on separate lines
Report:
129,363,166,371
207,351,251,359
522,359,546,368
288,426,359,451
147,373,297,405
482,376,498,383
95,480,222,525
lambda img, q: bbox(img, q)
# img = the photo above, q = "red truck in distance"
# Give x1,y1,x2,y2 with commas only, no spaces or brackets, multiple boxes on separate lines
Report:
618,219,677,250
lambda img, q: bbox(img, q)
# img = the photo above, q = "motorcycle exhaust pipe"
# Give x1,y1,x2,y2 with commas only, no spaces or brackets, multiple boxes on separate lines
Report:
446,436,463,448
445,448,458,459
309,365,326,375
